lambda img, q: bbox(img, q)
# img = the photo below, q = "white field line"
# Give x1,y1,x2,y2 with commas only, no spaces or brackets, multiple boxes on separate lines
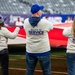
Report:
0,66,68,74
9,67,68,74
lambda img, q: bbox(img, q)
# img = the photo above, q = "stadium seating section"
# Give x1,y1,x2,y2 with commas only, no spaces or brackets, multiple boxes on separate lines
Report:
0,0,75,14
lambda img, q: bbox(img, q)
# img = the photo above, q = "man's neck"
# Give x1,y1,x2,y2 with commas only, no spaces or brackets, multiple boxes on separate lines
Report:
32,14,40,17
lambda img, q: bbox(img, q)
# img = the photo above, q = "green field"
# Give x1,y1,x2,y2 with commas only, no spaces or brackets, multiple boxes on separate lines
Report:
0,47,68,75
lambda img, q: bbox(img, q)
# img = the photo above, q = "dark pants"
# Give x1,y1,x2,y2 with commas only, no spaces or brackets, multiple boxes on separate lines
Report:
0,53,9,75
26,53,51,75
66,53,75,75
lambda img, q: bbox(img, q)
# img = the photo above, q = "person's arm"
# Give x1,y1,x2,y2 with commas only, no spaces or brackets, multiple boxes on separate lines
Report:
63,27,72,37
2,27,20,39
44,19,53,32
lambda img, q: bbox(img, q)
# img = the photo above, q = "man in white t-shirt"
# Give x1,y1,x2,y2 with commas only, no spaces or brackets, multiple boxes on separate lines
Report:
65,16,73,23
54,17,62,24
15,17,23,26
24,4,53,75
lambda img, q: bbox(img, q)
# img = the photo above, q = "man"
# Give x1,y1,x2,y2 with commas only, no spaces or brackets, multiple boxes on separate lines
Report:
15,17,23,26
65,16,73,23
24,4,53,75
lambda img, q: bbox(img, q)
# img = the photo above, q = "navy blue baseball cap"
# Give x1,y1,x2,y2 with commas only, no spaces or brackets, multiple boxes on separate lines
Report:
31,4,44,14
0,15,4,23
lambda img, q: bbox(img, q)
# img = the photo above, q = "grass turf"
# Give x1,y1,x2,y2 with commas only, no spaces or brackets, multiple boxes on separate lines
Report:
0,48,68,75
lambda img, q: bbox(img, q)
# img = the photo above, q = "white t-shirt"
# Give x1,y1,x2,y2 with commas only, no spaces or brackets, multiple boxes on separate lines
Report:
15,21,23,26
0,27,20,51
65,20,73,23
24,18,53,53
63,27,75,53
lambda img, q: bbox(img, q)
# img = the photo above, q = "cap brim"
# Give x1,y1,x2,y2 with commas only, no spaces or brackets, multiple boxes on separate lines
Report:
40,6,44,10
